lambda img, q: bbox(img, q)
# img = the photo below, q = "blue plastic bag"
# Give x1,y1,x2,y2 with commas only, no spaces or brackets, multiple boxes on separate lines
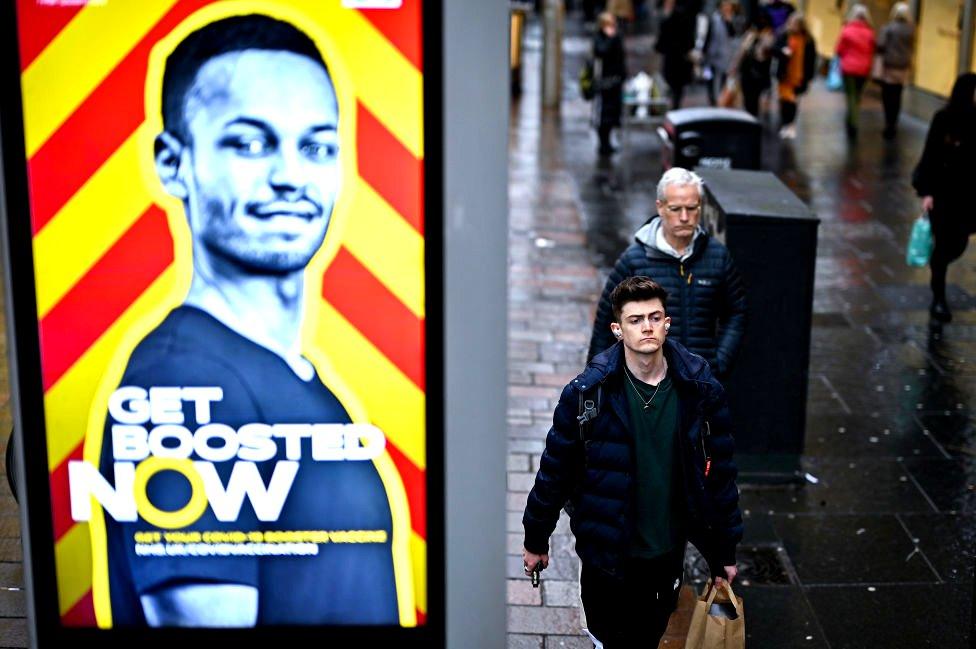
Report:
826,57,843,91
906,213,933,267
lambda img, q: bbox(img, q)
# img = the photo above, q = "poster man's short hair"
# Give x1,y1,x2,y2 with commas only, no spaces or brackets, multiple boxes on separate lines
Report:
162,14,331,142
610,276,669,322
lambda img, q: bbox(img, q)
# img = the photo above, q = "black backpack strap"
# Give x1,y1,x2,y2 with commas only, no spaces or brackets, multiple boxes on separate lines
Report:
566,384,600,516
576,384,601,442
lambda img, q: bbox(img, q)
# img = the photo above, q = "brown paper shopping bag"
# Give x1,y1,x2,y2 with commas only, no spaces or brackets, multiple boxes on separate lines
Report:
684,580,745,649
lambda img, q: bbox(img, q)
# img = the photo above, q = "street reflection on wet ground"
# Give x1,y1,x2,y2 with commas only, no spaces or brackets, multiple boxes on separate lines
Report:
507,10,975,649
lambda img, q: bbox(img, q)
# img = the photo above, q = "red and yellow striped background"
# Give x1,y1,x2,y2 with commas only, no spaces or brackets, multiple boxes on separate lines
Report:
16,0,426,627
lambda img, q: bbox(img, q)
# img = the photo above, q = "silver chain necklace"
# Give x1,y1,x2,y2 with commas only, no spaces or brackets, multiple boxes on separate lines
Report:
624,367,666,410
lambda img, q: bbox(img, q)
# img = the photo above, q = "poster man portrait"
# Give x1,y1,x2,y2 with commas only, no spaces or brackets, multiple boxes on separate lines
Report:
91,12,411,628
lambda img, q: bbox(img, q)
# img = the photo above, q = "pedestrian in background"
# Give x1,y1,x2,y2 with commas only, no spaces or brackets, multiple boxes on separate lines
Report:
656,0,699,109
588,168,747,380
876,2,914,139
704,0,743,106
760,0,795,33
773,12,816,139
732,12,775,117
524,276,742,648
912,73,976,323
607,0,636,34
835,4,875,139
592,12,628,156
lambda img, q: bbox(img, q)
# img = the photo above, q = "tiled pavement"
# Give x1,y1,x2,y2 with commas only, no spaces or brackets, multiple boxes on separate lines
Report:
507,9,976,649
0,273,28,649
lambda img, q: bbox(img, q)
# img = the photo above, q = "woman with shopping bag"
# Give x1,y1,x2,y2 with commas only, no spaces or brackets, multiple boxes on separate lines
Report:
834,4,876,139
911,73,976,322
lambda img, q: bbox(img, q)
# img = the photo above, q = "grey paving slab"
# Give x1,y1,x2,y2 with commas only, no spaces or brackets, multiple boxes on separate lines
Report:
899,513,976,584
0,565,22,590
739,458,935,515
900,457,976,514
0,591,25,619
773,514,939,585
544,636,592,649
805,584,970,649
509,578,544,606
735,585,830,649
803,414,945,459
508,605,585,635
0,617,27,649
508,633,545,649
542,580,579,608
916,411,976,453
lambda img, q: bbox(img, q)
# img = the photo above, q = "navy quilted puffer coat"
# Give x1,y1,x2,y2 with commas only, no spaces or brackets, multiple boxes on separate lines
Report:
587,217,747,378
522,340,743,579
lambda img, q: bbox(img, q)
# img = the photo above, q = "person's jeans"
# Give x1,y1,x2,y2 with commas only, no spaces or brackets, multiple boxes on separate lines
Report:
842,74,867,132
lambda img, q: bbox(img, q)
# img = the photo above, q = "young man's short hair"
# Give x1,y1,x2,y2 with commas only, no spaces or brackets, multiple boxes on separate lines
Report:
610,276,669,321
162,14,331,143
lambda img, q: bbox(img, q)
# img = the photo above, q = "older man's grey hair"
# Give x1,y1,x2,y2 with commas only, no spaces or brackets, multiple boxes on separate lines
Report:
656,167,705,202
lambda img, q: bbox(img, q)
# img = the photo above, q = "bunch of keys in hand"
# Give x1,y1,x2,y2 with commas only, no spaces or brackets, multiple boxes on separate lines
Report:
525,561,541,588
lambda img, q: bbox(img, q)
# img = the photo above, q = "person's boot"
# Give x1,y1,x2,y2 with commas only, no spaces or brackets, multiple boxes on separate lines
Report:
930,299,952,323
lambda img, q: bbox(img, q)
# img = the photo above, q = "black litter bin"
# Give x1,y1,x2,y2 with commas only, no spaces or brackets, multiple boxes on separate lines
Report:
657,108,761,170
698,168,820,481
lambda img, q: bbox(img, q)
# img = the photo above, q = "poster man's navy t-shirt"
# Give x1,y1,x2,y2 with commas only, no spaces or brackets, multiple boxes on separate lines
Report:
99,306,398,626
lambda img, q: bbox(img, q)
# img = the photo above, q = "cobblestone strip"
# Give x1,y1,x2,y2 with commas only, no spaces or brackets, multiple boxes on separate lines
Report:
506,66,605,644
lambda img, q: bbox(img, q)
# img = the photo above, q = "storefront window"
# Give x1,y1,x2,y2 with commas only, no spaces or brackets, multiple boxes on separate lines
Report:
971,12,976,71
806,0,896,59
806,0,845,59
915,0,963,95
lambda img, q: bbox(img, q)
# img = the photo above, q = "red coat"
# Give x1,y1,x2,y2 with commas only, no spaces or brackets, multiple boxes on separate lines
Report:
835,20,876,77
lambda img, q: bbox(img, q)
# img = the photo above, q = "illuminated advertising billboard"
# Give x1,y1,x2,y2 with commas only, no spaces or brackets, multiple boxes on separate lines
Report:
0,0,440,645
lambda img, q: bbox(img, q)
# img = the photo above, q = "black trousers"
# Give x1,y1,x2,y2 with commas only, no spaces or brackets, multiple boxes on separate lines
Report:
880,81,903,131
581,546,685,648
780,99,797,126
741,81,765,117
930,205,972,302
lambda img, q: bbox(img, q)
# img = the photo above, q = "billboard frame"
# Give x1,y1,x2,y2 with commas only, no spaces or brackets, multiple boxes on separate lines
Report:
0,1,444,646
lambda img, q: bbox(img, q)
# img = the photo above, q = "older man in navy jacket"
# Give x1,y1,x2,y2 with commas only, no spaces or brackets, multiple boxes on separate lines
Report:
587,168,746,381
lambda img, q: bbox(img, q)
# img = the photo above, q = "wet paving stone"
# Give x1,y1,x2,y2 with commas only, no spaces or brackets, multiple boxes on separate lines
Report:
899,513,976,584
916,411,976,453
805,583,970,649
740,512,779,545
900,457,976,514
734,585,830,649
803,414,946,459
773,514,938,585
739,459,934,514
876,284,976,313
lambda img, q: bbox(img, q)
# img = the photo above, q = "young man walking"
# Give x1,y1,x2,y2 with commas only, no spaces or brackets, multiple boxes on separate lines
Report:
522,276,742,647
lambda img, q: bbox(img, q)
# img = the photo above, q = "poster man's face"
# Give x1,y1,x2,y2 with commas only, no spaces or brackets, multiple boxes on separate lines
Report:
170,49,340,274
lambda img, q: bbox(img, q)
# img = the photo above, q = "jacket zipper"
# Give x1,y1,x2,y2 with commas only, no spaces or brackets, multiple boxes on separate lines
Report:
701,420,712,477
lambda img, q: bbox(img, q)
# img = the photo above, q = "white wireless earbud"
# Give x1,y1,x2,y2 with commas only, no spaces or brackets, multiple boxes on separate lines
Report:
665,323,670,331
614,331,622,338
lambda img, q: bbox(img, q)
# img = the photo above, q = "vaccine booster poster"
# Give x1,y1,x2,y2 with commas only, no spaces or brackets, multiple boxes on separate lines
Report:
14,0,426,629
